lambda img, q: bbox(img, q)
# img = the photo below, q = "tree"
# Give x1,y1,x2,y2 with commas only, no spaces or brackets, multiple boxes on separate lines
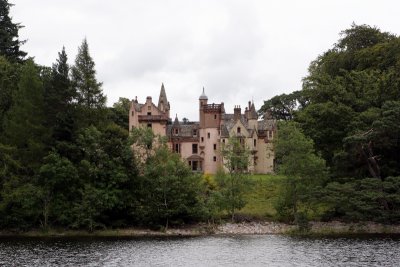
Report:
218,137,251,221
38,152,79,229
44,47,76,144
0,0,26,62
298,24,400,178
0,55,19,133
140,143,205,229
109,97,130,130
258,91,305,120
71,39,106,127
273,121,326,223
71,124,138,230
71,38,105,109
2,60,49,171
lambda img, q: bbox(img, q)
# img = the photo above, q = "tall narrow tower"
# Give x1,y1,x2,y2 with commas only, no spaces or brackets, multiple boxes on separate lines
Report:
158,83,170,118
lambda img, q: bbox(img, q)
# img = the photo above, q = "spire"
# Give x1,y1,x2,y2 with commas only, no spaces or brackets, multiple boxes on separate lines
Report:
158,83,169,111
249,101,258,120
199,86,208,100
173,114,180,126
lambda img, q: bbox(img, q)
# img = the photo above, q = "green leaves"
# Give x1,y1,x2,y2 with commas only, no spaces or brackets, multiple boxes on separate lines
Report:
273,121,326,222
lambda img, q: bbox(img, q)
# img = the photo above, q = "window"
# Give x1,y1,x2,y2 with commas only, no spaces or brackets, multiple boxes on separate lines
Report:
148,106,151,110
193,129,197,137
213,156,217,162
214,114,217,119
213,144,217,150
237,127,241,134
268,130,273,139
222,139,225,143
192,144,198,154
207,132,210,139
147,112,151,115
147,123,152,128
174,143,180,153
131,111,134,116
192,161,198,171
201,137,204,142
175,128,179,135
254,139,257,147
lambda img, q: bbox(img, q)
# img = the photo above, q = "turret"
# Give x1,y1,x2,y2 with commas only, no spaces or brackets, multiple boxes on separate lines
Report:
248,101,258,130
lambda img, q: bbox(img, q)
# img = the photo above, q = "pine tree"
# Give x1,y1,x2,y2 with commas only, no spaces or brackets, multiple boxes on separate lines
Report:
71,39,105,109
44,47,76,143
71,39,106,127
0,0,26,62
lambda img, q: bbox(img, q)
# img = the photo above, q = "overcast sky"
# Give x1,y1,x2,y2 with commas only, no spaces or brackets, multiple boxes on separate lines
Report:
12,0,400,120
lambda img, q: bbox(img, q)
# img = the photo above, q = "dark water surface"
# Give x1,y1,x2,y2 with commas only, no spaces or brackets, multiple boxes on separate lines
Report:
0,235,399,266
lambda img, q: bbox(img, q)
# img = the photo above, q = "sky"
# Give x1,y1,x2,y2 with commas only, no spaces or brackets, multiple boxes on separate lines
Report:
12,0,400,121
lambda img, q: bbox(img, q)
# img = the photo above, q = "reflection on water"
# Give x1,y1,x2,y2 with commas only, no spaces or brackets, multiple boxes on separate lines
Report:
0,235,399,266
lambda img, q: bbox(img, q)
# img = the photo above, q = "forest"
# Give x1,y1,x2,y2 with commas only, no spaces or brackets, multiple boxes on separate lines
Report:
1,0,400,232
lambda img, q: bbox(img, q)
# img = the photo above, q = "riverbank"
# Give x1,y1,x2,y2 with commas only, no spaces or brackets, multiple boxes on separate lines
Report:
1,221,400,238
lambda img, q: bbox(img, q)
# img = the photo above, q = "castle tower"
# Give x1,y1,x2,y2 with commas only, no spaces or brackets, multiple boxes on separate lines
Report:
198,87,223,174
247,101,258,130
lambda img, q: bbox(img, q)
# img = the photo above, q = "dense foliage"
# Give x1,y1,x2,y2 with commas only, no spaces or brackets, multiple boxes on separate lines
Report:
265,24,400,223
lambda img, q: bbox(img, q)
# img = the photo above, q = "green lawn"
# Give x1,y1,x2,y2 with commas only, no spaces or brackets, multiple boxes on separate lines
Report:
237,174,286,220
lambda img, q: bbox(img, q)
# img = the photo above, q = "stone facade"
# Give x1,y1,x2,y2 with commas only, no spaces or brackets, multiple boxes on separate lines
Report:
129,84,276,174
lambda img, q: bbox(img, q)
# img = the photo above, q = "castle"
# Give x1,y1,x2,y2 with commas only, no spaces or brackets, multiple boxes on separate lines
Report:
129,84,276,174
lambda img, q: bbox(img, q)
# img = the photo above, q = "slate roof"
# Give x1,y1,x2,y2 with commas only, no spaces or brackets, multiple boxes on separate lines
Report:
167,122,200,138
220,113,276,138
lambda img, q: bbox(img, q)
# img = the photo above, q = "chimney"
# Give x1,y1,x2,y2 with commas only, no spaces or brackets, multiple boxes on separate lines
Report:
234,105,241,121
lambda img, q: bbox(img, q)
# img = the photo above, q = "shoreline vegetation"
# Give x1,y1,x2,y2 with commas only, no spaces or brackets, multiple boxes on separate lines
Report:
1,222,400,238
1,1,400,235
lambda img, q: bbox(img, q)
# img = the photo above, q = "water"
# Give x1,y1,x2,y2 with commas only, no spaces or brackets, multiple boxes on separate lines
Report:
0,235,399,266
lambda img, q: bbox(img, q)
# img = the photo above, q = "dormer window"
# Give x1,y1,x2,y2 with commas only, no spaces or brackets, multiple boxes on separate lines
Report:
175,129,179,135
193,129,197,137
237,127,241,134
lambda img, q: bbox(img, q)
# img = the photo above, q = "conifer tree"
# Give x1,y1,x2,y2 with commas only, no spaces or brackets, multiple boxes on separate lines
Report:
71,39,105,109
0,0,26,62
71,39,106,127
44,47,76,143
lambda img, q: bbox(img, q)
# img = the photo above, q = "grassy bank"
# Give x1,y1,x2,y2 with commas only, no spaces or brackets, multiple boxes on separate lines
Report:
237,174,284,220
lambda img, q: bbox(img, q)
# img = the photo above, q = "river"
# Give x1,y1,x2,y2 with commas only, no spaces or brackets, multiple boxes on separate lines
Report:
0,235,399,266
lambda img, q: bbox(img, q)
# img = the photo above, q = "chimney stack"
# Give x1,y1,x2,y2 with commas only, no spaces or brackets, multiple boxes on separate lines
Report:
234,105,241,121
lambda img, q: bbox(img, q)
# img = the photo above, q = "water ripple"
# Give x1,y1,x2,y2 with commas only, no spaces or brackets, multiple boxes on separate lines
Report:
0,235,399,267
